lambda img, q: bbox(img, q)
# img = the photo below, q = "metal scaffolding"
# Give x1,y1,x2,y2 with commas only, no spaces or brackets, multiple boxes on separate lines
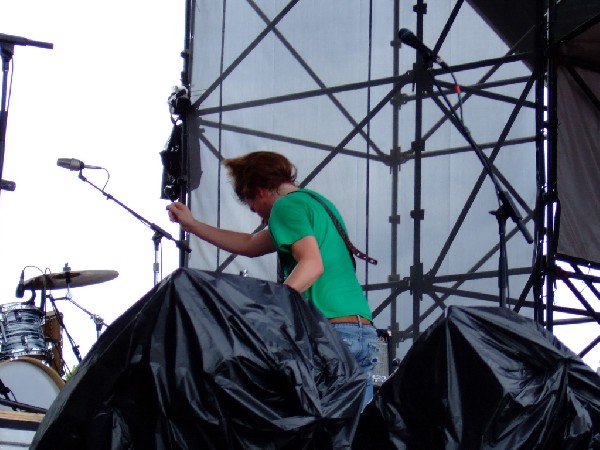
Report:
165,0,600,365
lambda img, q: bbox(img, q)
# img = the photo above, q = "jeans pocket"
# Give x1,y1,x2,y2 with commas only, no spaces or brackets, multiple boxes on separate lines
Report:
366,341,380,370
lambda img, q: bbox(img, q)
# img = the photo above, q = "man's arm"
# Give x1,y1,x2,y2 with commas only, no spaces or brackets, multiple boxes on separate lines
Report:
284,235,324,293
167,202,276,257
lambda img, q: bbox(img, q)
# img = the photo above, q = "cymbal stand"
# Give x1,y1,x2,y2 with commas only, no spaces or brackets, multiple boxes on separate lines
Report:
53,288,106,340
76,170,191,285
47,292,83,364
92,314,105,340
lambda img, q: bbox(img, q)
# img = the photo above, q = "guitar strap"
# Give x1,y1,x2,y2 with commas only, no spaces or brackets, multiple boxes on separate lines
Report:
276,190,377,282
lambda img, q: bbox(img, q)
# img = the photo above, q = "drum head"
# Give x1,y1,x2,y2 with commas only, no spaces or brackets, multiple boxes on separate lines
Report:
0,357,64,411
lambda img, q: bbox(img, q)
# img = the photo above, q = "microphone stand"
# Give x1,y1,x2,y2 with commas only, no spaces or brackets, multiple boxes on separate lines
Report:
0,33,53,195
77,169,191,285
414,55,533,308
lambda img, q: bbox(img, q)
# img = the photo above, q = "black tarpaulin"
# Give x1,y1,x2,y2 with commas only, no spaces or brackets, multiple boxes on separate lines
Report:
354,306,600,450
31,268,365,449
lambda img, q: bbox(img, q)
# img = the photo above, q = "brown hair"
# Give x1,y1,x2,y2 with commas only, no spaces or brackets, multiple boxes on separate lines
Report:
223,151,297,202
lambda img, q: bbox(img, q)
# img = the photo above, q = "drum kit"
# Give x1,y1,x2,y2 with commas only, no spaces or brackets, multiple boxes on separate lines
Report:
0,266,118,413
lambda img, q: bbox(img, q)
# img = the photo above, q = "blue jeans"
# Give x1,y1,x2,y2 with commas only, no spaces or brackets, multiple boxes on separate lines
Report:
330,321,379,411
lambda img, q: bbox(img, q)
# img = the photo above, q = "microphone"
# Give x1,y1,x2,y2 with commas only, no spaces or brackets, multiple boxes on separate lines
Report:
56,158,103,171
15,270,25,299
398,28,448,68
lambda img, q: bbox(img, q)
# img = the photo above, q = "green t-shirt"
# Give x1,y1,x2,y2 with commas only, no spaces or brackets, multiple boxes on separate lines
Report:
268,189,372,320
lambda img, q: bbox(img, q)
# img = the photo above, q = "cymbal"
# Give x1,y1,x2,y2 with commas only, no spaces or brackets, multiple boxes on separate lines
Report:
23,270,119,290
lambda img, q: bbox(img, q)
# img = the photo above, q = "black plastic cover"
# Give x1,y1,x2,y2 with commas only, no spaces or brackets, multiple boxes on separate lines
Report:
31,268,365,449
354,306,600,449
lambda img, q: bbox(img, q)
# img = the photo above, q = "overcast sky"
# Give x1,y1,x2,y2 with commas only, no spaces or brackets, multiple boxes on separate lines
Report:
0,1,184,370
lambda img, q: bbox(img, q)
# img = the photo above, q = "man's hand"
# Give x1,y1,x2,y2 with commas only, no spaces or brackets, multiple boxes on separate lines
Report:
167,202,197,232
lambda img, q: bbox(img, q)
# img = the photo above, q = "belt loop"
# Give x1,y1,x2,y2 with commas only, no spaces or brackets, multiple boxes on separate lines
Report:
357,315,362,328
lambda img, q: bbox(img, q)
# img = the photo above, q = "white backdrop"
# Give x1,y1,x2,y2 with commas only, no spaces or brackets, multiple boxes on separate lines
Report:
185,0,538,360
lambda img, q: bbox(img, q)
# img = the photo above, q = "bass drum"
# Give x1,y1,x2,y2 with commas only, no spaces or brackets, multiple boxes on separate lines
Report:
0,357,64,411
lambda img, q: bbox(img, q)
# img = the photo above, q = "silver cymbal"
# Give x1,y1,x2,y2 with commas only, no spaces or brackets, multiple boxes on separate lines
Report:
23,270,119,290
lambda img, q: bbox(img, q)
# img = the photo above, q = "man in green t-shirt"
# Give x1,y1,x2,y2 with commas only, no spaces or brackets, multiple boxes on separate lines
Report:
167,151,378,409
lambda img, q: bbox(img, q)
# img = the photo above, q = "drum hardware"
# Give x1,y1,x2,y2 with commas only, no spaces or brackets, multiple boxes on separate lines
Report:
15,269,25,299
45,293,81,367
0,396,47,414
0,298,64,413
0,375,12,403
0,297,69,377
14,265,44,305
11,263,118,376
92,314,105,338
50,288,106,351
0,262,116,411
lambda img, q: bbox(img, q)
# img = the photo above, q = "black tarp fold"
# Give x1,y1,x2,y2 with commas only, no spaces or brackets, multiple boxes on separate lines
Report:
31,268,365,449
354,306,600,449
